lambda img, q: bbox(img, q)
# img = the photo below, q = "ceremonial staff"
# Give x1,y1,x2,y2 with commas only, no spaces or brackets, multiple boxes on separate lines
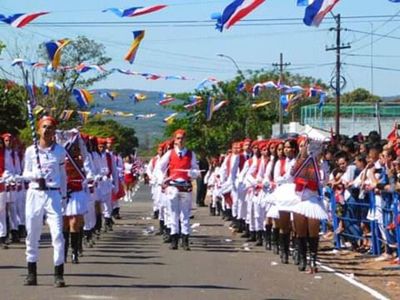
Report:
18,63,42,175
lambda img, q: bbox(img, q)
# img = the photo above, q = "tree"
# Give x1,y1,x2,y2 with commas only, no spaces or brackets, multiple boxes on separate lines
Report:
81,118,139,157
164,70,330,158
341,88,380,104
0,79,27,134
36,36,112,118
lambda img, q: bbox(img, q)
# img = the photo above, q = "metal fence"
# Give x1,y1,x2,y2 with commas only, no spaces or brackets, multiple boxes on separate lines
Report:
301,103,400,137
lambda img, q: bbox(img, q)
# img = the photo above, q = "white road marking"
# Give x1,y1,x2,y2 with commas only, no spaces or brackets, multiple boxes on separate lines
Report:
317,263,390,300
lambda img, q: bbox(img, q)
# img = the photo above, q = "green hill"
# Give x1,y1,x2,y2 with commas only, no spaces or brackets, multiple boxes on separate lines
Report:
92,89,177,150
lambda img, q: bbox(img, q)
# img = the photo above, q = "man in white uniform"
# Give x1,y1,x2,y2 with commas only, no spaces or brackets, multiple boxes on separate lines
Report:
155,129,199,250
23,116,67,287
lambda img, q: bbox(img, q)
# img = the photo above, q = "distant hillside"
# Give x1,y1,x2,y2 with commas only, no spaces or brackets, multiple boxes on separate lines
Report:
381,95,400,102
92,89,178,150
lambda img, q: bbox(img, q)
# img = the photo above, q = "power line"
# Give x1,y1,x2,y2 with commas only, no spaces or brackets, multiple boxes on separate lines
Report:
344,62,400,72
346,28,400,41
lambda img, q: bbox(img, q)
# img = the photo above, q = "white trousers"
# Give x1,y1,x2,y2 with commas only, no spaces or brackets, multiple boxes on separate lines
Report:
231,189,239,218
25,189,64,266
0,192,7,237
101,192,112,218
237,186,248,220
84,198,96,230
16,190,26,226
166,187,192,235
7,201,19,230
254,200,266,231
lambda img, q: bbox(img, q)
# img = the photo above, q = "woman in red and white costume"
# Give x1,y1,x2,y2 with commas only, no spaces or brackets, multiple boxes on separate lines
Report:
265,140,284,254
272,139,299,264
291,137,328,273
243,141,261,242
123,156,135,202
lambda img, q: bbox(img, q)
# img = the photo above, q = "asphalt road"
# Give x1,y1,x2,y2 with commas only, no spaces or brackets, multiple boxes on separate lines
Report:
0,185,381,300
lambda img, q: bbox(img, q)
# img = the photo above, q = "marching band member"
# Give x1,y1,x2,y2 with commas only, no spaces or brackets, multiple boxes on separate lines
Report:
23,116,67,287
155,129,199,250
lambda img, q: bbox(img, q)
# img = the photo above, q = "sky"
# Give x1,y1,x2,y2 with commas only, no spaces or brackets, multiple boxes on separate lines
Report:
0,0,400,97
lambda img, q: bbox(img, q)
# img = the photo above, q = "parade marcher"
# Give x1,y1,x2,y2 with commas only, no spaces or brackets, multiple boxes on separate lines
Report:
22,116,67,287
291,138,328,273
96,137,118,232
0,136,9,249
273,139,298,264
155,129,200,250
58,130,95,264
147,144,163,219
123,155,135,202
107,138,124,221
2,133,21,243
84,136,100,245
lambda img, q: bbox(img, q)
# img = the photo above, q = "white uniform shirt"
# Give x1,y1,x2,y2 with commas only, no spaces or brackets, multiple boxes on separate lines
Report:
23,143,67,197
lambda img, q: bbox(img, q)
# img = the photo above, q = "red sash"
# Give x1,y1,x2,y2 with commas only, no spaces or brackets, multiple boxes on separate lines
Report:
279,158,286,177
106,152,113,178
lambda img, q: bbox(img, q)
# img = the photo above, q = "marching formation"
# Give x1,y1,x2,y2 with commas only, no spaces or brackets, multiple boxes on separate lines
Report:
0,115,143,287
147,133,328,273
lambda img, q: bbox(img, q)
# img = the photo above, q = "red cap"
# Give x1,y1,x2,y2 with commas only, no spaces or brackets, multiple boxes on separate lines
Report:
38,115,57,128
97,137,107,145
106,137,115,144
243,138,252,144
173,129,186,138
1,133,12,140
80,133,89,141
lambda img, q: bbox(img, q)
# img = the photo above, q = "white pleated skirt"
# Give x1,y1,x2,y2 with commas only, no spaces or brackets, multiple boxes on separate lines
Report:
65,190,89,216
291,192,328,220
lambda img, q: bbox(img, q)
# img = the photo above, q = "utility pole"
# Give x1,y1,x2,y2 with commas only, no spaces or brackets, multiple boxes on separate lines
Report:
272,53,290,136
326,14,350,137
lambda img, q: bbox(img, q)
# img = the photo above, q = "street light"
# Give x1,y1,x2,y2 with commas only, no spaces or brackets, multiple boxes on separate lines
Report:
216,53,244,79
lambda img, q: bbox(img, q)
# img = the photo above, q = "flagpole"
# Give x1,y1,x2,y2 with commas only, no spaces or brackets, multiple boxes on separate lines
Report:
19,64,42,173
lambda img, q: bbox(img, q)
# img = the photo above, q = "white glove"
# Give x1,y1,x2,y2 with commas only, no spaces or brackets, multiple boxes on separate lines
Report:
5,176,15,184
188,169,200,178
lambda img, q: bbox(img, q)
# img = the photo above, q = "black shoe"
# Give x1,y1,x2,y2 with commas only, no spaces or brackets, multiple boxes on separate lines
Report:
182,235,191,251
157,220,165,236
0,237,9,249
309,237,319,273
272,228,280,255
298,237,307,272
24,262,37,286
18,225,27,239
54,264,66,287
255,231,263,246
71,253,79,264
264,225,272,251
279,233,290,264
153,210,159,220
10,230,20,243
70,232,80,264
246,231,256,242
105,218,113,232
169,234,179,250
163,228,172,243
241,224,250,238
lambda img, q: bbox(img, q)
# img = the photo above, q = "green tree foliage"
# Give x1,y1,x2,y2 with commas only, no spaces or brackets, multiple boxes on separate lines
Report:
0,79,27,134
81,118,139,157
165,71,329,157
341,88,380,104
37,36,112,117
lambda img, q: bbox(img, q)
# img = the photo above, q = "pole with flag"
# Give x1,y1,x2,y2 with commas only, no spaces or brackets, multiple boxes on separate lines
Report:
18,63,42,174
